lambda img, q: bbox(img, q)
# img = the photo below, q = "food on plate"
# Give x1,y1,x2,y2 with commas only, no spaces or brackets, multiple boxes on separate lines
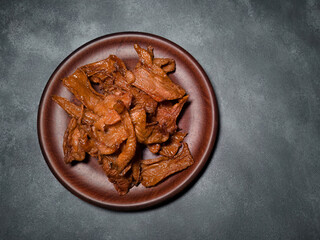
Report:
52,44,193,195
141,143,194,187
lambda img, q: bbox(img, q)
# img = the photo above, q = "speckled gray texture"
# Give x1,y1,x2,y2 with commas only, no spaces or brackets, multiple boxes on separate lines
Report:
1,0,320,239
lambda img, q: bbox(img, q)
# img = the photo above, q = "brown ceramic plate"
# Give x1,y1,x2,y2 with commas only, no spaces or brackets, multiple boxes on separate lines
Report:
38,32,218,210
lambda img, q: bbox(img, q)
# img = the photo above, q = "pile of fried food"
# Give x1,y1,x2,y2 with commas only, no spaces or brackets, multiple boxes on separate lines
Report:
52,44,194,195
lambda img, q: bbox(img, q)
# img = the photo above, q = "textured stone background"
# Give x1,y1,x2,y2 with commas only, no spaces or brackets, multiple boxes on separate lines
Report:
1,0,320,239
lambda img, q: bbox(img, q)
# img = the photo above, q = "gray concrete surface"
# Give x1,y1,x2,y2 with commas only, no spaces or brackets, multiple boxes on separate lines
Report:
1,0,320,239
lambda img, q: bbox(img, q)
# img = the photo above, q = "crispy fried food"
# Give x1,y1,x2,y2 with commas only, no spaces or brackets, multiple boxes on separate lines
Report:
101,156,133,196
112,71,158,114
140,143,194,187
155,95,189,134
159,131,187,157
62,69,103,109
114,107,137,173
153,58,176,73
53,44,193,195
130,105,153,143
131,147,142,186
63,118,89,163
132,44,186,102
94,122,128,149
80,56,117,79
130,87,158,114
144,125,169,144
52,95,98,125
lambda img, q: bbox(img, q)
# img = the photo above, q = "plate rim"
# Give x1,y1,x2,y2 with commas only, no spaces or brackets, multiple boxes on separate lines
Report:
37,31,219,210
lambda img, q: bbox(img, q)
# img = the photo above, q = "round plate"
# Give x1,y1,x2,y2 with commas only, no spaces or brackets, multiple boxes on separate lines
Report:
38,32,218,210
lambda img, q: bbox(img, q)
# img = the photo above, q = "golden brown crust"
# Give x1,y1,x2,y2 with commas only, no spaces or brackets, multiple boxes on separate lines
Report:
132,44,185,102
53,45,193,195
159,131,187,157
141,143,194,187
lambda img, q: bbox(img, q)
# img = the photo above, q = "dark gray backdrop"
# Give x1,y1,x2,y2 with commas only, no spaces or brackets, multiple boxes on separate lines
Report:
1,0,319,239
